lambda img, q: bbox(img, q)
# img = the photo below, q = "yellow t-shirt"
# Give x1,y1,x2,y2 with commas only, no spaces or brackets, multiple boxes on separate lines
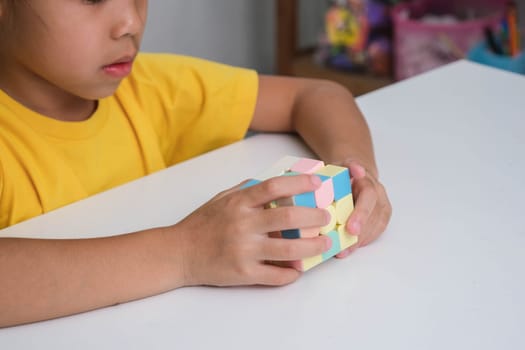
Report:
0,53,258,229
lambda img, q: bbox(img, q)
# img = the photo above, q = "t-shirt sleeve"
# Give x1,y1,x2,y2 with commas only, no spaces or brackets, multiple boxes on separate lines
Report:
0,158,4,203
121,53,259,165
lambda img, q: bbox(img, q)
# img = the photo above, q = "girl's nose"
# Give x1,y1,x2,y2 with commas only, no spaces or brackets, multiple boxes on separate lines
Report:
110,0,146,40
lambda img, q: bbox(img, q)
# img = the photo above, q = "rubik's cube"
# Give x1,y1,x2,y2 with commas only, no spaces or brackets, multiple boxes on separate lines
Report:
243,156,357,271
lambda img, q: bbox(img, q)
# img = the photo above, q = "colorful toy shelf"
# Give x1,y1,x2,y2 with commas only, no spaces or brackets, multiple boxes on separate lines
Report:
276,0,394,96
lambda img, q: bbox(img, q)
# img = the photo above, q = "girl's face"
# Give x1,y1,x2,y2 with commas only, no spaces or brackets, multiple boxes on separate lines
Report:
0,0,148,102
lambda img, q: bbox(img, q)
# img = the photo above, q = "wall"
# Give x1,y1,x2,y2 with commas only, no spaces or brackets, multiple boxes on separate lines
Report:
141,0,328,74
141,0,275,73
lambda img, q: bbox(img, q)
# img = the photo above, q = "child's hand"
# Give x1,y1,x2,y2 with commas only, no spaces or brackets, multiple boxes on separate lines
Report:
173,174,332,287
336,159,392,258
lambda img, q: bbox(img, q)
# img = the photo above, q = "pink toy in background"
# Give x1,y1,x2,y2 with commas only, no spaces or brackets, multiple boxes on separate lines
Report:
392,0,507,80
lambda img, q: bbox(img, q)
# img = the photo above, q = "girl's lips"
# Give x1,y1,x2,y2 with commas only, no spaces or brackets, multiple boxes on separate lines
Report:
103,60,134,78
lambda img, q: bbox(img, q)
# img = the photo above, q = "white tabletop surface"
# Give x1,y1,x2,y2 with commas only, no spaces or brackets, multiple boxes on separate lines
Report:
1,60,524,349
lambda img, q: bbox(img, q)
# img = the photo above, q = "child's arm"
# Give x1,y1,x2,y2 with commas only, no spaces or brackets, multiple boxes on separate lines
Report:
0,228,186,327
0,174,330,328
250,75,392,251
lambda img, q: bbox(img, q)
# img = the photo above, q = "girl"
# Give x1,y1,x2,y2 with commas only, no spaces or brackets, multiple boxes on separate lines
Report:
0,0,391,327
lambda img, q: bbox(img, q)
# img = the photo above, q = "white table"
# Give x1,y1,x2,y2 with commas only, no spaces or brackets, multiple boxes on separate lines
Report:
1,61,524,349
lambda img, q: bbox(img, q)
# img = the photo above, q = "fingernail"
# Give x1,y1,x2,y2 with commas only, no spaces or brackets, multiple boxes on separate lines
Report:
347,221,361,236
311,175,322,187
350,164,366,179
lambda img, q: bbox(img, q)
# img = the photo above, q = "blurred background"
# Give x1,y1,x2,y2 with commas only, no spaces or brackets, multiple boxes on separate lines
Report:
142,0,525,96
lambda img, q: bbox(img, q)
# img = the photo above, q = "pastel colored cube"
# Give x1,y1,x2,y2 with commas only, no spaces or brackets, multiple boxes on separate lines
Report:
321,230,342,260
300,254,324,271
291,158,325,174
241,178,261,189
300,227,321,238
320,204,336,234
315,165,351,200
255,156,301,181
314,176,334,209
276,192,317,209
276,172,318,208
266,201,278,209
282,227,320,239
294,191,317,208
288,254,323,271
281,229,301,239
249,156,358,272
337,224,358,250
334,194,354,225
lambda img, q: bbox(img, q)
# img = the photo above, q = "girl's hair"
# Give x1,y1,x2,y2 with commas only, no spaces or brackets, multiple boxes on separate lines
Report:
0,0,29,30
0,0,16,21
2,0,27,15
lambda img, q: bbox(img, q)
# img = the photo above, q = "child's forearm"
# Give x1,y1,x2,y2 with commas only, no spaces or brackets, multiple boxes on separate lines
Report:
291,80,378,177
0,227,185,328
251,76,378,177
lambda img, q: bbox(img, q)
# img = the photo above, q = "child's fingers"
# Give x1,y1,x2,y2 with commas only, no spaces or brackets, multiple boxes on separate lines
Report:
335,244,358,259
255,206,329,234
255,264,301,286
337,158,368,179
352,177,391,246
346,178,377,236
357,215,380,247
259,235,331,261
241,174,322,208
345,161,367,180
357,201,391,247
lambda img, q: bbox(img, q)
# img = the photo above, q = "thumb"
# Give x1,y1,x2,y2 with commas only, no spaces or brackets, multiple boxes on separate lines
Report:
343,160,366,180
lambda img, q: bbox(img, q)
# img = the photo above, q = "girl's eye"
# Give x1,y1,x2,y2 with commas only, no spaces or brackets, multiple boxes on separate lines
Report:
84,0,105,4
